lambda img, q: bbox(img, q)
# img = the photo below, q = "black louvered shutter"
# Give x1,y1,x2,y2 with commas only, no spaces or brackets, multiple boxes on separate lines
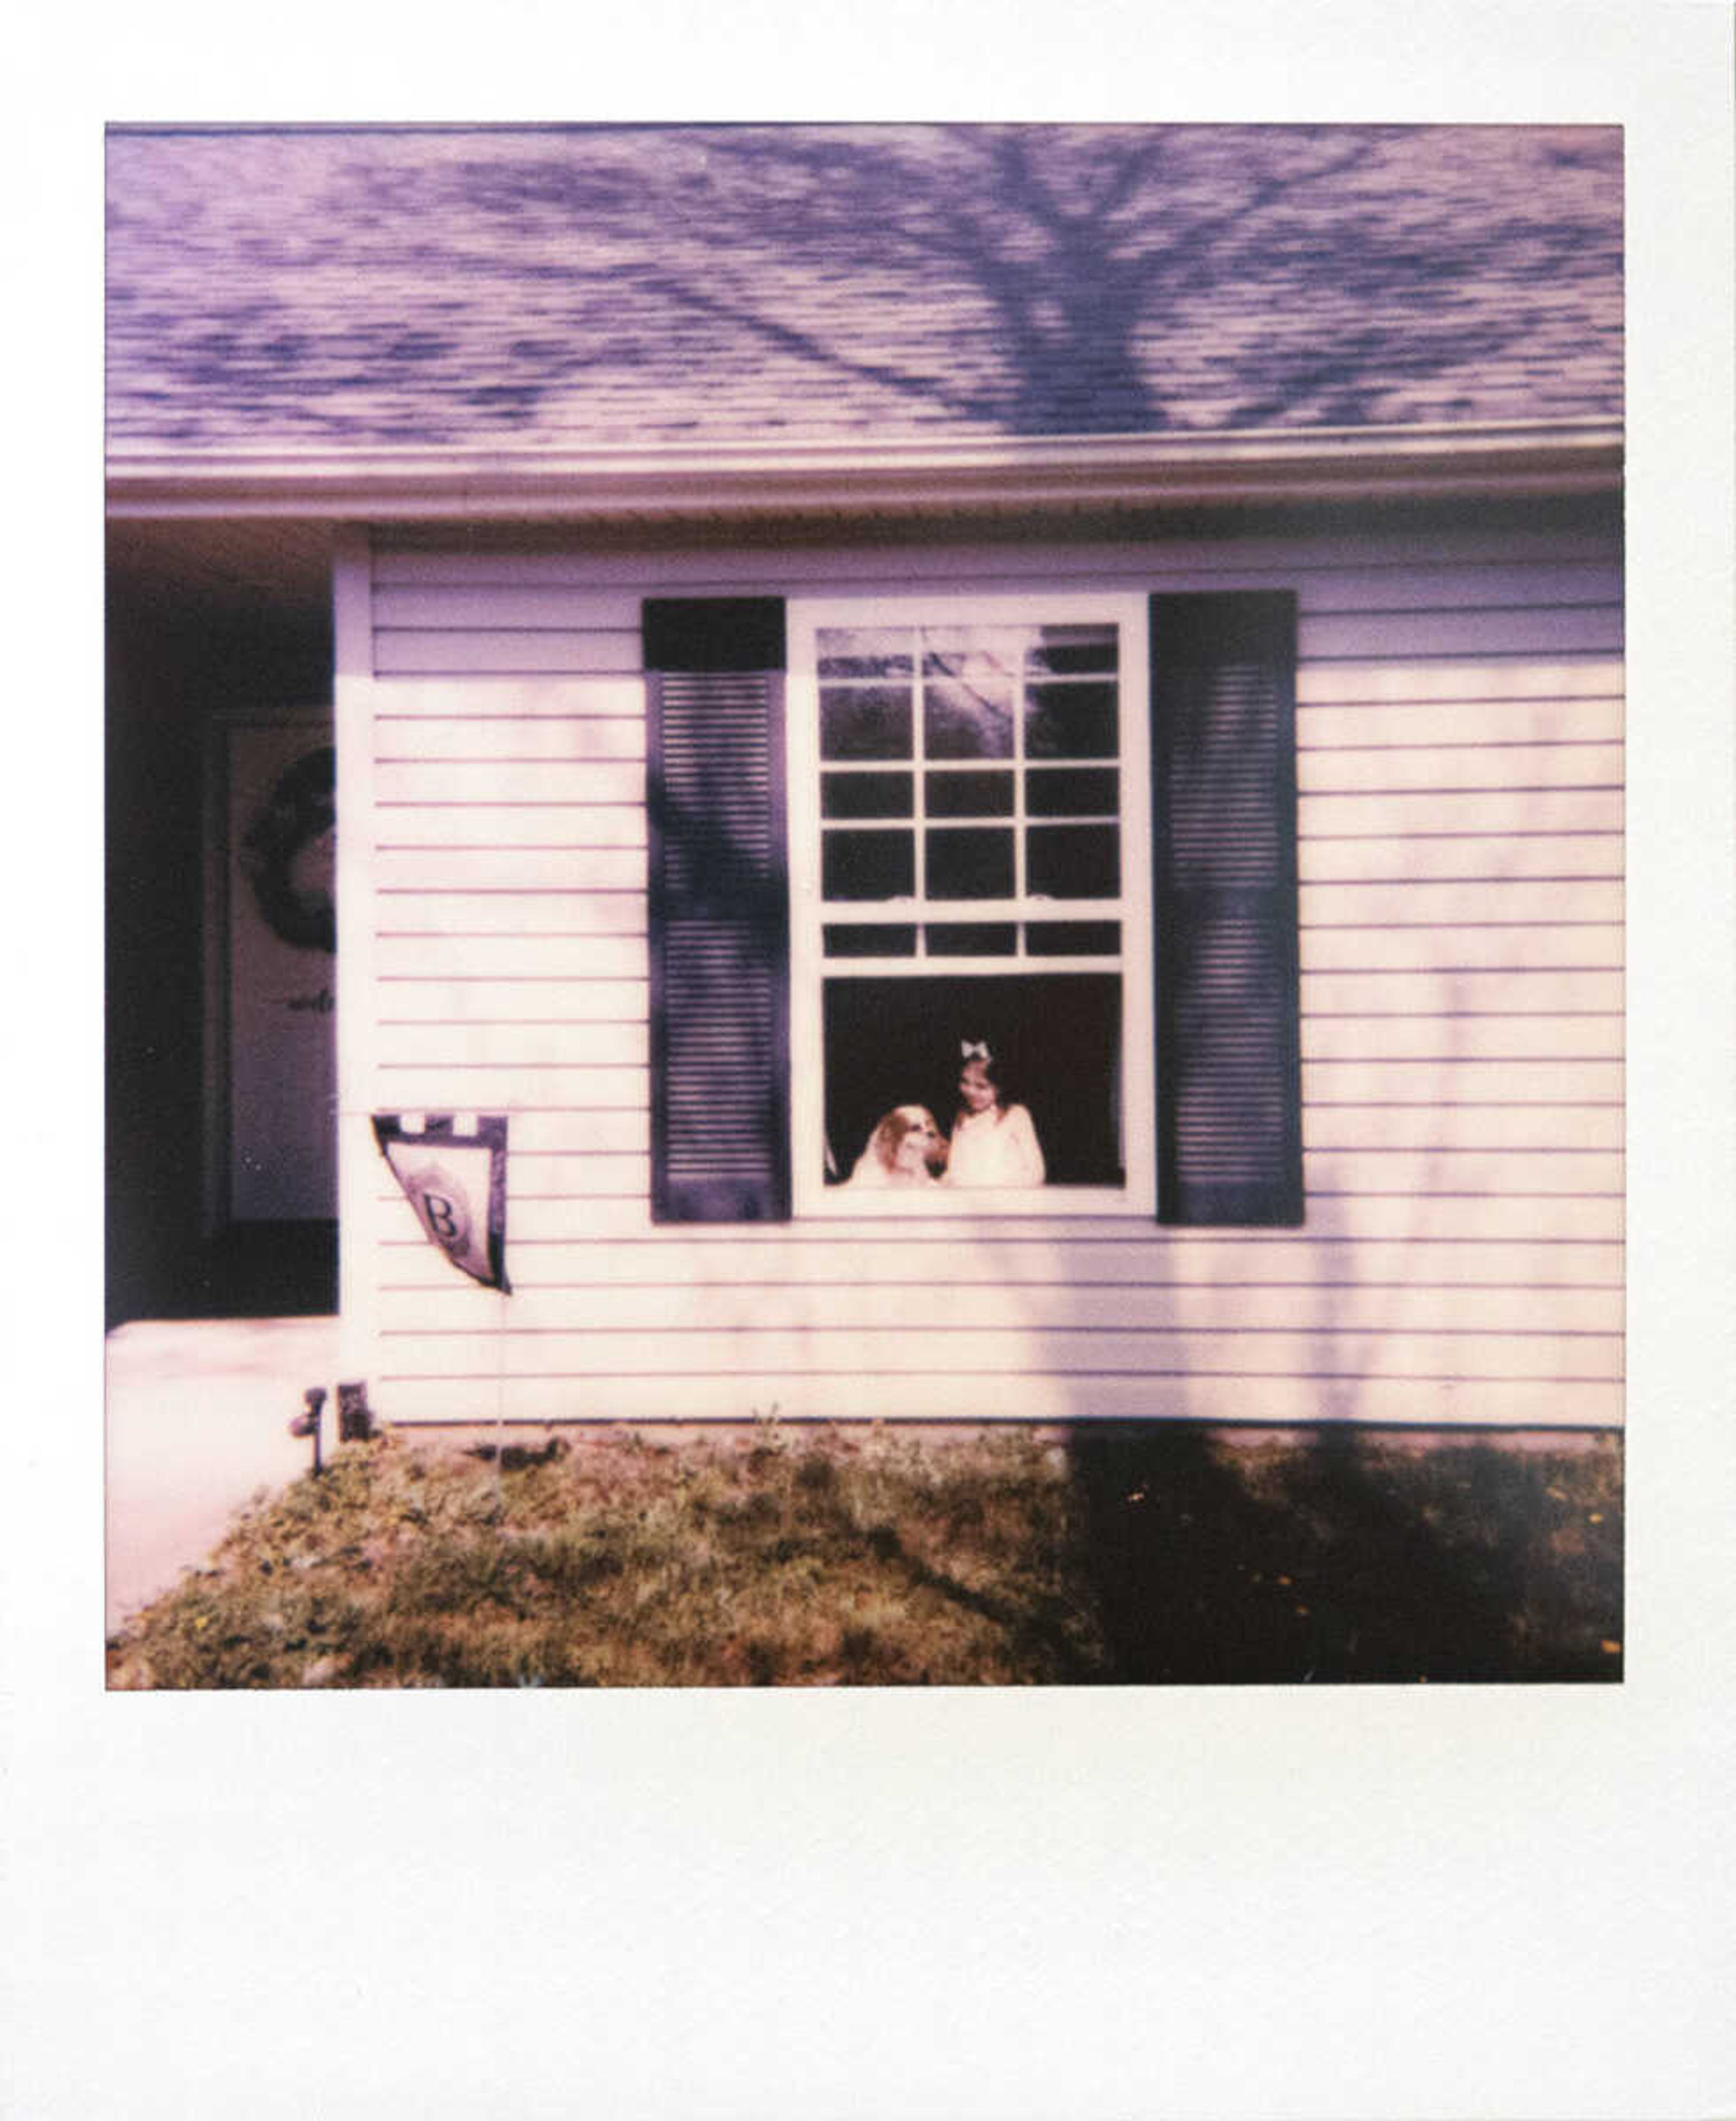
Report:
645,599,790,1222
1150,592,1303,1225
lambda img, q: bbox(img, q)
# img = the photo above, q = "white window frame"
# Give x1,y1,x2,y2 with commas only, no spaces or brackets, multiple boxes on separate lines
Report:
788,591,1156,1219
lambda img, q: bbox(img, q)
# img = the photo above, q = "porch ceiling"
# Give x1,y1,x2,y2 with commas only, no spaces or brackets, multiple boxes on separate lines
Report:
107,515,339,632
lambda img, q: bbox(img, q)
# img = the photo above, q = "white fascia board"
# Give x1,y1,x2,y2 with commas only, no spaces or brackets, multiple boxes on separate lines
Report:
106,419,1623,520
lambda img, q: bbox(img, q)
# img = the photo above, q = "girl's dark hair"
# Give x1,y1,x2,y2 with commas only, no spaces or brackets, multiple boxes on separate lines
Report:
958,1041,1009,1096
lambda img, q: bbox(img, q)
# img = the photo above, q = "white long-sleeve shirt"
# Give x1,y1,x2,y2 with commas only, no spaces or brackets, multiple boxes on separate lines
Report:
942,1103,1046,1188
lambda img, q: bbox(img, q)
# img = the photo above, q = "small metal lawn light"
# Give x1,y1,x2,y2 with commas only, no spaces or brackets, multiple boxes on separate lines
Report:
289,1386,326,1476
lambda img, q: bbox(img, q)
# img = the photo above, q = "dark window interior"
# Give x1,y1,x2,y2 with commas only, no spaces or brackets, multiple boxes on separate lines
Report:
822,973,1123,1189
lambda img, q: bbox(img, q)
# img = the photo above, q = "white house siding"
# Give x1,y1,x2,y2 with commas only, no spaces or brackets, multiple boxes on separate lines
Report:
340,518,1623,1428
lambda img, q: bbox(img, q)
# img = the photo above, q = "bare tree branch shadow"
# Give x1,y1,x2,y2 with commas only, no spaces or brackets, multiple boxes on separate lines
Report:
113,123,1618,448
454,125,1613,436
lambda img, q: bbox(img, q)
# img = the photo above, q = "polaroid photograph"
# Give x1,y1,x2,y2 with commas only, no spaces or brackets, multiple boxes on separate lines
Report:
10,5,1733,2115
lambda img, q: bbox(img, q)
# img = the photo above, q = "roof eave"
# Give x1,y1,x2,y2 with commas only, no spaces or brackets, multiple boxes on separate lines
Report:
105,421,1624,522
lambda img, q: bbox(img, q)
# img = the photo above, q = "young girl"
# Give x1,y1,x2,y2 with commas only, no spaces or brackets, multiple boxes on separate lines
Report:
942,1042,1046,1188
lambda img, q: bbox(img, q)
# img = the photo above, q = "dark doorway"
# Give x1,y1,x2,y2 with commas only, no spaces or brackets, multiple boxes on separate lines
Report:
106,549,336,1325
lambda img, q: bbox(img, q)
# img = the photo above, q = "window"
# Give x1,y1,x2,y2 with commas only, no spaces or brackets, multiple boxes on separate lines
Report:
644,589,1302,1230
786,596,1155,1216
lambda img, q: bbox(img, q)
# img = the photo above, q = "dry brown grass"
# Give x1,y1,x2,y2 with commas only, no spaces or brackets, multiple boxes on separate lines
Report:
105,1420,1622,1689
106,1423,1104,1688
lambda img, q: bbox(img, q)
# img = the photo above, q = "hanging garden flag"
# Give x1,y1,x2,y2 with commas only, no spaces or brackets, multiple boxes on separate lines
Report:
372,1113,511,1292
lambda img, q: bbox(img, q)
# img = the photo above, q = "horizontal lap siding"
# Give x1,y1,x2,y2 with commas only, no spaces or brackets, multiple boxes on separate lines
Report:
377,1191,1625,1249
375,1280,1621,1339
369,1378,1625,1425
358,528,1623,1428
377,1232,1622,1289
377,1328,1622,1383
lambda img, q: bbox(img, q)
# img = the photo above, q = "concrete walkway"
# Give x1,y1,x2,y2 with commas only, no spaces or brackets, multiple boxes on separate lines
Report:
104,1315,340,1637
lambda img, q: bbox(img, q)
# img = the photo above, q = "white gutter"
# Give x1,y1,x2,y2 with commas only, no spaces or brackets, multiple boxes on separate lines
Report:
106,419,1622,520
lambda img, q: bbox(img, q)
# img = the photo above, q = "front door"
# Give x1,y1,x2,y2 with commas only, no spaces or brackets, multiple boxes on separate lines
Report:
217,710,337,1223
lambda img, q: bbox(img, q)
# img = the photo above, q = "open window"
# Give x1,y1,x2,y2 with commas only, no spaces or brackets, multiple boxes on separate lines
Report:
787,596,1155,1215
644,588,1301,1229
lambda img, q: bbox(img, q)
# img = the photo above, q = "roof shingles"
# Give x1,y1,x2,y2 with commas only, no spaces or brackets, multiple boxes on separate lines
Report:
105,123,1623,458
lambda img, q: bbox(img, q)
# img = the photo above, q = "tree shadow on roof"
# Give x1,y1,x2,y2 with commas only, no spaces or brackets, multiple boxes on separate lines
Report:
318,122,1622,443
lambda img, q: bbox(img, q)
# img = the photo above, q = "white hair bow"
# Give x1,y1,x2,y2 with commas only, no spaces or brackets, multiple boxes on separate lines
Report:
960,1040,991,1062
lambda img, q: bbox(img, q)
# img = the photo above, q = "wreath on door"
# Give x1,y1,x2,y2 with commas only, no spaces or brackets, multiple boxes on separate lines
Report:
239,745,336,953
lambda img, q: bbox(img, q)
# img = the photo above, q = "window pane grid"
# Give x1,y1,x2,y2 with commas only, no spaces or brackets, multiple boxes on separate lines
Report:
911,627,927,921
819,618,1127,967
1011,642,1028,905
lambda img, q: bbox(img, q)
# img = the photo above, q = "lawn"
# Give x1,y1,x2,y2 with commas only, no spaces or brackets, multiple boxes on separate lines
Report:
105,1422,1622,1688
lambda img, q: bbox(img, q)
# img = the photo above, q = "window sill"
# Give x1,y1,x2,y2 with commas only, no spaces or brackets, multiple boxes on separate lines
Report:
801,1183,1150,1220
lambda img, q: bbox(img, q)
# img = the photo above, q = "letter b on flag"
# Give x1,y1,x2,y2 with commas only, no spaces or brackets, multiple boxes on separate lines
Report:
372,1114,510,1292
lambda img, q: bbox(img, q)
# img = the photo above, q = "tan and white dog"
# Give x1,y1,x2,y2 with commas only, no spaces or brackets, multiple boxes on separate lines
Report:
844,1106,947,1187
